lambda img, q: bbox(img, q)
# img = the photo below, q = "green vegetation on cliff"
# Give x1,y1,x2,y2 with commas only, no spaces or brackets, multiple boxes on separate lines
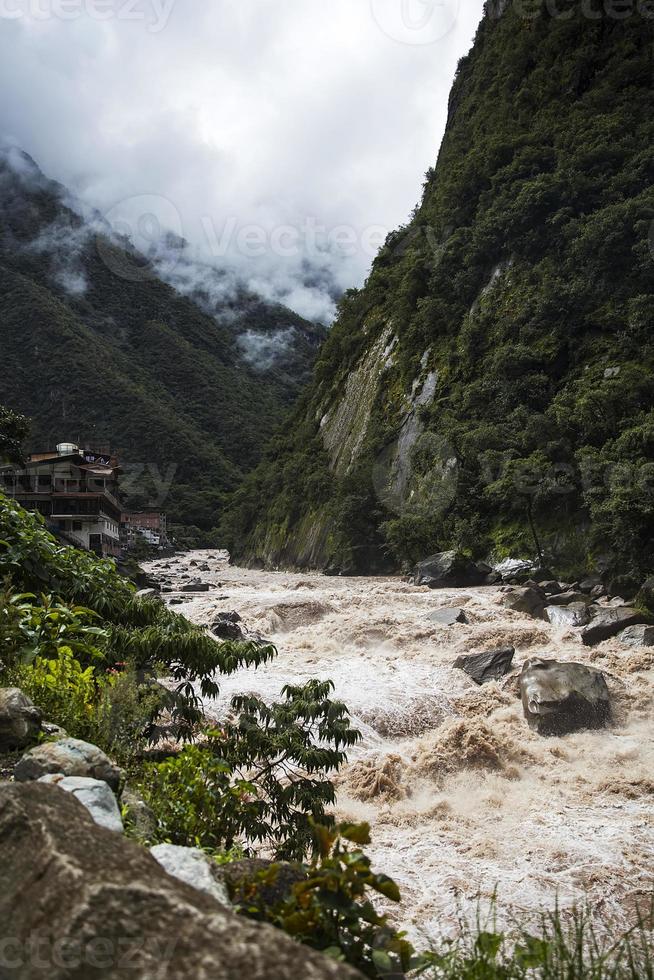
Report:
223,4,654,576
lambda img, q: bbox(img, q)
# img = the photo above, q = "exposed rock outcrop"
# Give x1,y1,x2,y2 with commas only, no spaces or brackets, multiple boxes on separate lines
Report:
219,859,306,913
0,783,361,980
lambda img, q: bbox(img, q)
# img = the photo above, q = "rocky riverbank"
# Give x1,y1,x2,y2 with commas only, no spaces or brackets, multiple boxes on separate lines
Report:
144,550,654,943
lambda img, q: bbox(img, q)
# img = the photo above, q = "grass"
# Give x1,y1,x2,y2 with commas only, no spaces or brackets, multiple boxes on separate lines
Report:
421,902,654,979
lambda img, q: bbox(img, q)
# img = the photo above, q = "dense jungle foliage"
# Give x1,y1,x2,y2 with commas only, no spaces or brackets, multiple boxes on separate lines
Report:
222,3,654,578
0,150,324,531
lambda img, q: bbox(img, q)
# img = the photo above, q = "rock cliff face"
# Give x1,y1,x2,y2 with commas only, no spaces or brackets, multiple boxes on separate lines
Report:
225,5,654,576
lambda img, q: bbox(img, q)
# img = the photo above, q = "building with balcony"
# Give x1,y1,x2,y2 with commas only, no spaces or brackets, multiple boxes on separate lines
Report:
0,443,122,558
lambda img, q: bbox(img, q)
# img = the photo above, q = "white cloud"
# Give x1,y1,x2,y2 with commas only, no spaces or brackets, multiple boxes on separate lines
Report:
0,0,485,322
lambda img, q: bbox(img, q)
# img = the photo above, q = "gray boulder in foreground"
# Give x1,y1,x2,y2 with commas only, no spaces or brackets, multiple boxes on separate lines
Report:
15,737,123,792
151,844,230,905
0,783,361,980
453,647,515,685
581,607,646,646
520,659,610,735
38,775,123,833
0,688,42,751
617,624,654,647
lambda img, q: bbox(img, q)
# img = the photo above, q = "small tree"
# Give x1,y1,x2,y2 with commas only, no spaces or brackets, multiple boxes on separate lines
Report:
140,680,361,859
0,404,29,465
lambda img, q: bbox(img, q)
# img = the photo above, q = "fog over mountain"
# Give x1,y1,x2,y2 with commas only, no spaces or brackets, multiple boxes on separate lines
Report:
0,0,484,323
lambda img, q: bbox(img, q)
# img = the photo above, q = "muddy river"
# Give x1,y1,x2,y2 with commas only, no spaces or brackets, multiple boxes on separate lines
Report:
144,551,654,943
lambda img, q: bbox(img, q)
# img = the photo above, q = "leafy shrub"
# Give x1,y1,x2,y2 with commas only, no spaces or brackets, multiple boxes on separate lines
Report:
137,744,258,850
93,670,168,764
14,646,98,741
0,590,107,671
0,493,278,733
247,822,421,979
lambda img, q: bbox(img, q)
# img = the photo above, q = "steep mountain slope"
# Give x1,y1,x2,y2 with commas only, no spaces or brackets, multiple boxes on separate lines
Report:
224,5,654,576
0,149,325,528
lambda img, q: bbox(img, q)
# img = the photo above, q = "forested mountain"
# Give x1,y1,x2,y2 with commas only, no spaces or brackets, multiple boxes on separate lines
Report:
223,4,654,577
0,149,325,529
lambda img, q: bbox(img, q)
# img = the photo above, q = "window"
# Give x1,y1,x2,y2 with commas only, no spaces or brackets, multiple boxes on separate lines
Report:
72,521,83,532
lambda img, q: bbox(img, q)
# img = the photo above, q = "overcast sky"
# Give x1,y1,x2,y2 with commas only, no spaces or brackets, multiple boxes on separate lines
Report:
0,0,485,321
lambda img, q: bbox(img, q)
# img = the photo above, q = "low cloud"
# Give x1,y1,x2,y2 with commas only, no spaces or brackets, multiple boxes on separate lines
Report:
237,327,297,371
0,1,485,323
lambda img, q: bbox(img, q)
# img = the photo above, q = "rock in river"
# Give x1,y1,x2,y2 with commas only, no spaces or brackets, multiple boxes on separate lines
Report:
520,659,611,735
501,587,545,619
544,603,590,628
425,607,468,626
581,607,646,646
181,581,211,593
414,551,486,589
453,647,515,685
617,624,654,647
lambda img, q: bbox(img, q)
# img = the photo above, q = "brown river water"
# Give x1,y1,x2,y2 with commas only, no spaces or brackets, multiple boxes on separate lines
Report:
144,550,654,944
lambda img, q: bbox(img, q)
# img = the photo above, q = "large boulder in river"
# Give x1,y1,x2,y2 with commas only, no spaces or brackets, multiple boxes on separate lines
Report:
425,607,468,626
15,737,123,792
0,783,358,980
453,647,515,685
501,587,545,619
211,611,246,641
544,602,590,628
181,581,211,593
414,551,486,588
0,688,42,751
520,659,610,735
617,624,654,648
581,606,647,646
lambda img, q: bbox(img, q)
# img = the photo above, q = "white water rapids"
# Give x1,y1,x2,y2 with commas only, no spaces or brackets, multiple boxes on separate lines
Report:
145,550,654,944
